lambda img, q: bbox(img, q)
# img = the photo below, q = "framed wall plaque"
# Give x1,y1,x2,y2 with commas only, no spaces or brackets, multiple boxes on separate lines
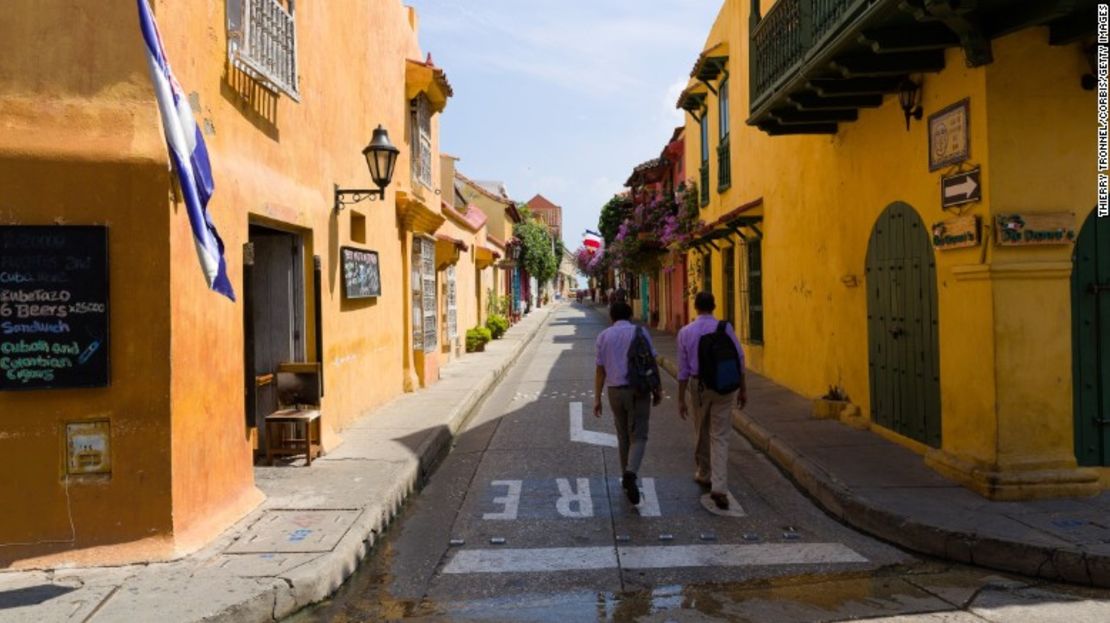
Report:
929,98,970,171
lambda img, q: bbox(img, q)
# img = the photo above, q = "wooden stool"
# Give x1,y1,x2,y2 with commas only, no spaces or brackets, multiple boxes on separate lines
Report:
264,408,322,466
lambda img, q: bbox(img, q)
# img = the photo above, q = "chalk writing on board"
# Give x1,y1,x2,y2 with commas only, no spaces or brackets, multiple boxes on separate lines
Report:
341,246,381,299
0,226,109,390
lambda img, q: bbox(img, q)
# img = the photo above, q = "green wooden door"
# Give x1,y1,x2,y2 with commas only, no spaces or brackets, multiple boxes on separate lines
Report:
640,274,650,321
866,203,941,447
1073,210,1110,466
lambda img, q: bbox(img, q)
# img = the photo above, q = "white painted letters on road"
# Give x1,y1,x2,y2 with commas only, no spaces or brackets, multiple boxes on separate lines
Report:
555,477,593,518
483,480,522,520
568,402,617,447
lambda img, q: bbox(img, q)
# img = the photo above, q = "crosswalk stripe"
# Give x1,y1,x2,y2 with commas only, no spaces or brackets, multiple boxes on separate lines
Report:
441,543,867,574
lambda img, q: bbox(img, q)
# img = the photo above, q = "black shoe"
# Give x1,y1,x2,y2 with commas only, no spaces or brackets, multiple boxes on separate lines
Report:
622,472,640,505
709,492,729,510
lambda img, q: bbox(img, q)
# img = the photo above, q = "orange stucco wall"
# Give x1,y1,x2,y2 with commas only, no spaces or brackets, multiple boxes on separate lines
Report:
1,0,446,565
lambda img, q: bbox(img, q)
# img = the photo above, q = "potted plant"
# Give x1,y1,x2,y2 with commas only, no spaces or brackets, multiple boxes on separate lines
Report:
465,326,492,353
813,385,851,420
485,314,509,340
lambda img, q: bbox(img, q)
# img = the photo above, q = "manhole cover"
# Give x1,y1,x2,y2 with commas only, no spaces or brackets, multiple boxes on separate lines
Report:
226,510,360,554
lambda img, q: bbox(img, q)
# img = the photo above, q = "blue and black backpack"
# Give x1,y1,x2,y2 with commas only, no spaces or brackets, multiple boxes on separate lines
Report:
627,326,661,395
697,321,742,393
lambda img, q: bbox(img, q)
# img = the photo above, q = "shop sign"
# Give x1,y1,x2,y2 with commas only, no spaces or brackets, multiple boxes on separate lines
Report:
341,247,381,299
940,168,981,208
932,215,980,250
0,226,110,390
928,98,970,171
995,213,1077,246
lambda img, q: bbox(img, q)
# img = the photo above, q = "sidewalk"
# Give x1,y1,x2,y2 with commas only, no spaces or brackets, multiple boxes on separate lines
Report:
653,337,1110,589
0,305,556,623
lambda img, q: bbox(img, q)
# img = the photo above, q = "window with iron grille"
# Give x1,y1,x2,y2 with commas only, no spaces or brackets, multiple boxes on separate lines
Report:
702,253,712,294
226,0,300,100
723,246,736,329
747,240,763,343
412,94,433,189
446,265,458,341
420,237,437,352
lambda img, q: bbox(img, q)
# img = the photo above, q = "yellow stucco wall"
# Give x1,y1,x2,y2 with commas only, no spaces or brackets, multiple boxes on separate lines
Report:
684,0,1097,498
0,0,447,565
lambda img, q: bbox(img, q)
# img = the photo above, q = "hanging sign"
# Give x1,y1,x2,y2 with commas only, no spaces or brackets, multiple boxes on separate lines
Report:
940,168,981,208
932,215,980,250
928,98,970,171
995,213,1077,246
340,246,381,299
0,226,110,390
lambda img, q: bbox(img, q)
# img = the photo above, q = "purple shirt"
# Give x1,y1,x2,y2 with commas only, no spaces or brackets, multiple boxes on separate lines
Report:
596,320,657,387
676,314,745,382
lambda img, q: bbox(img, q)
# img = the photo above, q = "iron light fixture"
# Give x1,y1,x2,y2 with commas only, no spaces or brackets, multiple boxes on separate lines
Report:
898,79,924,131
334,125,400,212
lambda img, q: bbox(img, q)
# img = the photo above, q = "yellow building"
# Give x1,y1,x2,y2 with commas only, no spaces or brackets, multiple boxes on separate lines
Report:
0,0,452,567
457,172,523,320
678,0,1101,499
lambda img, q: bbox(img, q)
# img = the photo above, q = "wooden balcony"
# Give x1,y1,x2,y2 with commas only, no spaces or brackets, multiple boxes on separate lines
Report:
747,0,1095,136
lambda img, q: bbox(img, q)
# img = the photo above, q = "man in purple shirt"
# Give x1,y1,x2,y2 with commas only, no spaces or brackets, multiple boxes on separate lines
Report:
594,301,661,505
676,291,747,510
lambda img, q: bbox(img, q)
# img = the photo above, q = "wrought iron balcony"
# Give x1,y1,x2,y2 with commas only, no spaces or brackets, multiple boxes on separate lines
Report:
747,0,1094,136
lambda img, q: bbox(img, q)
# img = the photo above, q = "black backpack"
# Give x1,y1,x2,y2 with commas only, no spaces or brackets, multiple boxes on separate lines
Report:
697,321,742,393
627,326,661,395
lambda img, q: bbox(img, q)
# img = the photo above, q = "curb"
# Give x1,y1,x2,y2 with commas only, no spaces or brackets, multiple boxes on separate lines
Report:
656,354,1110,588
255,306,557,621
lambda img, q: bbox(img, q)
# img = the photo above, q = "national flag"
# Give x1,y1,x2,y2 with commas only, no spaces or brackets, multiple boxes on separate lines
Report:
137,0,235,301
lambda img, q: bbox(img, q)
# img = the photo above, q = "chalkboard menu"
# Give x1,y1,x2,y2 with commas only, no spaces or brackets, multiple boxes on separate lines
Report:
341,246,381,299
0,226,109,390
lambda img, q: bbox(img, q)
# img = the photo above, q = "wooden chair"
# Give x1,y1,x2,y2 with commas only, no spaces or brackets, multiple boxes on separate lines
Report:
264,362,323,466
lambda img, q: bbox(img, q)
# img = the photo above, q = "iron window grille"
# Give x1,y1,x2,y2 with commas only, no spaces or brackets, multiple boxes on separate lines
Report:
227,0,300,101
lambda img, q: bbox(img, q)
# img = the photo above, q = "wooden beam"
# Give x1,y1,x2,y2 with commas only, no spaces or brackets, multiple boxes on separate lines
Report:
764,123,839,136
987,0,1079,40
831,51,946,77
789,91,884,110
772,108,859,124
808,77,905,96
858,24,959,53
1048,12,1094,46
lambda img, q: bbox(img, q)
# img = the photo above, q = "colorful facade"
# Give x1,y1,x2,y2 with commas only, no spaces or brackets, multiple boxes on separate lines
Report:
0,0,470,567
678,0,1101,499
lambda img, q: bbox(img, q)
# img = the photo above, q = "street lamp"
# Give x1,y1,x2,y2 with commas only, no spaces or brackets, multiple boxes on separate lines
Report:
334,125,401,212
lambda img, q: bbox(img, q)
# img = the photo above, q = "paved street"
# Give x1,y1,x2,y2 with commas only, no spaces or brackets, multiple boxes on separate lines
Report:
289,304,1110,622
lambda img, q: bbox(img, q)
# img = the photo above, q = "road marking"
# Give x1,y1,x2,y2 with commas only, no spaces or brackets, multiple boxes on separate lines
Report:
569,401,618,447
483,480,522,520
442,543,868,574
636,477,660,517
556,477,593,518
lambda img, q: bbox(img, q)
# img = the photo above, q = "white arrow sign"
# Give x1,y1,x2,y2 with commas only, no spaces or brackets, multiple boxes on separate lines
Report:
944,176,978,199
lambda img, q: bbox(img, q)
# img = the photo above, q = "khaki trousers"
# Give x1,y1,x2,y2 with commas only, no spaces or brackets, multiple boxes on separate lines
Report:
689,382,735,493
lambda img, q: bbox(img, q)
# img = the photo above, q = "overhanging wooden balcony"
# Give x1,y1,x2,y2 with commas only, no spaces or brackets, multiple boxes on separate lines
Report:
748,0,1095,136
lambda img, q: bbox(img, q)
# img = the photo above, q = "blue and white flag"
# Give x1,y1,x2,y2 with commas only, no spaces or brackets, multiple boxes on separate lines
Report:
137,0,235,301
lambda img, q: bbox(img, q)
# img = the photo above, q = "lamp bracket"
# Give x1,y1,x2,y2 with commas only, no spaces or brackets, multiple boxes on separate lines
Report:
334,184,384,212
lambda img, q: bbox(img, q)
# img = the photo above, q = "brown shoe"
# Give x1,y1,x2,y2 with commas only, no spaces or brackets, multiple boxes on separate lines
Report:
694,472,711,488
709,492,729,510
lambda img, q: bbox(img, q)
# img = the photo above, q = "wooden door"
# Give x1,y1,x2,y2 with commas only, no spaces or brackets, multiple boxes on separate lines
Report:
1074,210,1110,466
866,203,941,447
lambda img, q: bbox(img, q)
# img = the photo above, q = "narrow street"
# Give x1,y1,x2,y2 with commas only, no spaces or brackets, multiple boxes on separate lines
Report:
291,305,1110,622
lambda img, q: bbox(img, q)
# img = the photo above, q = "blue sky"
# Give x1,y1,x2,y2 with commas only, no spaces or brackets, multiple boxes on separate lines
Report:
407,0,722,252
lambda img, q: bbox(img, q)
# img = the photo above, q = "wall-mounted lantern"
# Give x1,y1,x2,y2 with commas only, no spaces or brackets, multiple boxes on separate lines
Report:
898,80,924,132
334,125,401,212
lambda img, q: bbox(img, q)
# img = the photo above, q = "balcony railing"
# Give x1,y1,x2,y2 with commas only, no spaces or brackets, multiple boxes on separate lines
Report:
227,0,300,101
699,163,710,207
717,139,731,192
749,0,867,113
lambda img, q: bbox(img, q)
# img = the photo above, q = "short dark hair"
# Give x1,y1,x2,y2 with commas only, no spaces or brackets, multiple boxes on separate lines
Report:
609,301,633,322
694,291,716,313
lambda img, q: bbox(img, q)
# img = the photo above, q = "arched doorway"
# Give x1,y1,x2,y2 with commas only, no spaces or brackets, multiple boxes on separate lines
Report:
865,203,941,447
1073,210,1110,466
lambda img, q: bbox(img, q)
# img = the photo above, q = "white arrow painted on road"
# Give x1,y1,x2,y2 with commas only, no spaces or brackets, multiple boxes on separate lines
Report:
944,175,978,199
442,543,867,574
569,401,617,448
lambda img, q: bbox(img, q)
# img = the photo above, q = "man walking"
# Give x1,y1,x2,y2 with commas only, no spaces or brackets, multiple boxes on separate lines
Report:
594,301,662,504
677,292,747,510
